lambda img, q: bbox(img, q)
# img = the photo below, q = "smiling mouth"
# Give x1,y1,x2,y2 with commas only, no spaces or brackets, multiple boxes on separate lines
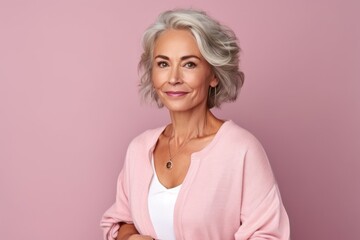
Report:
165,91,189,97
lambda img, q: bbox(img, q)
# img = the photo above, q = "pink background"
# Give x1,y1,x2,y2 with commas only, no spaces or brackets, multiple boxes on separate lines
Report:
1,0,359,239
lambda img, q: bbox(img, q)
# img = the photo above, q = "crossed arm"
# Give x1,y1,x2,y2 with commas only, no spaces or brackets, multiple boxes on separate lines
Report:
116,223,153,240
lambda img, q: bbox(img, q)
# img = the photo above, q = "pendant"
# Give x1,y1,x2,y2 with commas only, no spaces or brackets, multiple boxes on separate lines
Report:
166,160,173,169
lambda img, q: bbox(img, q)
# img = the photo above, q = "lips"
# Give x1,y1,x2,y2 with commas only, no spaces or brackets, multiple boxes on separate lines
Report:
165,91,189,97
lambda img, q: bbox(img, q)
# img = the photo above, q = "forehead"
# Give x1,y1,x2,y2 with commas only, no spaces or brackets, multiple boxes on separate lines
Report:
153,29,201,56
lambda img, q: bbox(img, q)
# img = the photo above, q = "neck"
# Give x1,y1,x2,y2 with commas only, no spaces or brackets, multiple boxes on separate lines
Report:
167,108,221,146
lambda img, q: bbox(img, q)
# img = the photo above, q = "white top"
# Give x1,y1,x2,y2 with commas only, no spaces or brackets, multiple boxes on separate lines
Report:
148,158,181,240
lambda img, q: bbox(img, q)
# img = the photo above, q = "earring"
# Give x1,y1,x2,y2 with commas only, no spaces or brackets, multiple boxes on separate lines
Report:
208,86,217,107
213,86,217,106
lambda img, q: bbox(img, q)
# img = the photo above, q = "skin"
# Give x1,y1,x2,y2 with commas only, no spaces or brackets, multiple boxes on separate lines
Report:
117,29,223,240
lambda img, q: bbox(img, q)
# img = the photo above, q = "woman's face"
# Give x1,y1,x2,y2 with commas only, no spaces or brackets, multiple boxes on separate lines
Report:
151,29,218,113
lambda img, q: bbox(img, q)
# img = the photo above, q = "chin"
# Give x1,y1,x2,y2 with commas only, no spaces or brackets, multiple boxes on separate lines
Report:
163,104,190,112
163,101,206,113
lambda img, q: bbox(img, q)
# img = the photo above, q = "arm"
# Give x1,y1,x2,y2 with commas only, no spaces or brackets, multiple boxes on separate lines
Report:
101,168,133,240
116,223,139,240
101,148,137,240
116,223,154,240
235,138,290,239
116,224,154,240
101,145,156,240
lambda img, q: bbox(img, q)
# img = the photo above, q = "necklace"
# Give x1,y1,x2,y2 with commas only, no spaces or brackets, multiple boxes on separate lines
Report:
166,136,194,170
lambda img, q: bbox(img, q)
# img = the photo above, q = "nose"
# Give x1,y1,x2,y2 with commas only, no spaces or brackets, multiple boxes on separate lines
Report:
168,65,182,85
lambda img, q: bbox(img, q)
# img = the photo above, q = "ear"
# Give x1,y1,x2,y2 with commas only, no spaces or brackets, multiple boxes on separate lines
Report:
209,75,219,88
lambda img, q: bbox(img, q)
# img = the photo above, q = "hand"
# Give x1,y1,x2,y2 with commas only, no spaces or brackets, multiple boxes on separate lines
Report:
128,234,154,240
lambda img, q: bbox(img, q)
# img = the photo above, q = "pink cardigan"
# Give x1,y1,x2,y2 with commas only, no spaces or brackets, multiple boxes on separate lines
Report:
101,121,290,239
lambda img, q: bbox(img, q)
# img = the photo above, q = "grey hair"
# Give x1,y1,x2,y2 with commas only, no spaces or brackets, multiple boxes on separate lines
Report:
138,9,244,108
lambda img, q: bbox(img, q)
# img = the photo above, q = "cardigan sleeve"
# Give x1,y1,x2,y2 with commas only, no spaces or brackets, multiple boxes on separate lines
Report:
100,148,133,240
234,138,290,240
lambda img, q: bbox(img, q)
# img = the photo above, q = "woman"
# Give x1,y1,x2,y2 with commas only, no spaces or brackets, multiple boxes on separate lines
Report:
101,9,290,240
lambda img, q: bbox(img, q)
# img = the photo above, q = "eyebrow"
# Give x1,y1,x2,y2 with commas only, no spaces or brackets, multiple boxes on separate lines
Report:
154,55,201,61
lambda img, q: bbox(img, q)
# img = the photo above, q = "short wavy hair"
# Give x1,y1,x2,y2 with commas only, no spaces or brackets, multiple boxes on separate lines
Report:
138,9,244,108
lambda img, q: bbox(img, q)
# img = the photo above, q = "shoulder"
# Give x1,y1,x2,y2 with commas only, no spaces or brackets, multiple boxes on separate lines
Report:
221,120,264,150
127,125,166,151
221,121,274,183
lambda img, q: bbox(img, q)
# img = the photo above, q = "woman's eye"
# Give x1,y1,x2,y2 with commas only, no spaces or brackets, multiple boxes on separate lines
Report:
157,62,168,68
184,62,196,68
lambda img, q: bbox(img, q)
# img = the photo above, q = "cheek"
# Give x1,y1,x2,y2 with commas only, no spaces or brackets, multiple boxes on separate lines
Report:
185,73,211,91
151,73,160,88
151,70,166,88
